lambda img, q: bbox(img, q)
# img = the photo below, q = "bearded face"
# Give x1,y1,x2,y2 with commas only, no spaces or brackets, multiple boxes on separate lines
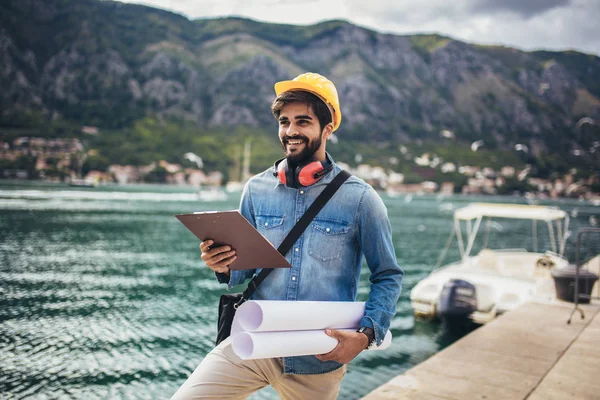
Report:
280,132,324,164
277,102,328,165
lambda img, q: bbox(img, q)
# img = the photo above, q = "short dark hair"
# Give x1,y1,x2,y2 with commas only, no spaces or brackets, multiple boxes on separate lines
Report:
271,91,332,131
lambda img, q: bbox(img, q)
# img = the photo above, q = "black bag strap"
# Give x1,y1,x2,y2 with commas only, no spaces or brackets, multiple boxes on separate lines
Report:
237,170,351,305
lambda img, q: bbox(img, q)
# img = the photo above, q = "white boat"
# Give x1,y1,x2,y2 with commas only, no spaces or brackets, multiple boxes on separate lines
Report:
411,203,570,325
197,186,228,202
69,178,98,188
225,181,245,193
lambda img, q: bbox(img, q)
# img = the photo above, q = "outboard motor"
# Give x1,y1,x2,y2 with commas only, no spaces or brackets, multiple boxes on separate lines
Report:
438,279,477,330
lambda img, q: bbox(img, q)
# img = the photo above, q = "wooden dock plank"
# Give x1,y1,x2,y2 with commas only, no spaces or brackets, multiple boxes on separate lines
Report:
412,357,538,394
432,346,552,376
363,302,600,400
401,369,524,400
527,308,600,400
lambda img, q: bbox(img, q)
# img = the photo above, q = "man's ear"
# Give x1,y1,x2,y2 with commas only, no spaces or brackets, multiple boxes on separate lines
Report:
322,122,334,140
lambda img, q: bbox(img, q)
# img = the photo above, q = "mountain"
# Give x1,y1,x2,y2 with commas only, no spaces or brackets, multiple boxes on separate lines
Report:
1,0,599,176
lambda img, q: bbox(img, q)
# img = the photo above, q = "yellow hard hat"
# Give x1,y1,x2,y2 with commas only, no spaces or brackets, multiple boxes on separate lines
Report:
274,72,342,132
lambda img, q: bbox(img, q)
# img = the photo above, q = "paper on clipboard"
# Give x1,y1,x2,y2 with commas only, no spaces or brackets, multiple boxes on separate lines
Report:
175,210,292,271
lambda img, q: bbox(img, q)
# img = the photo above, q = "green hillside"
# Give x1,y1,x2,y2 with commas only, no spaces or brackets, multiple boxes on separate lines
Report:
1,0,599,181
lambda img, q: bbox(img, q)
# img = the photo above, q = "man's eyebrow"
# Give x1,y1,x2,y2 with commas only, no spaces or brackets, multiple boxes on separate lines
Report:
278,115,313,121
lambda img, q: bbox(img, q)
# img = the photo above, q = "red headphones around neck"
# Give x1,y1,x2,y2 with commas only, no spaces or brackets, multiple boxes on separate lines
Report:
273,158,333,188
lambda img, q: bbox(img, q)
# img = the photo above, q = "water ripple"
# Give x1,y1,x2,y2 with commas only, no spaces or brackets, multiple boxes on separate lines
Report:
1,189,592,399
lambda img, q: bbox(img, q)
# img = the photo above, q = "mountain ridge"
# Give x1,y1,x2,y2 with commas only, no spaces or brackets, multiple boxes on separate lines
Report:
1,0,599,176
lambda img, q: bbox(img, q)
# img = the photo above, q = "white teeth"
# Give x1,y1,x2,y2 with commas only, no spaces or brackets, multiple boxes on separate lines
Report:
288,140,304,145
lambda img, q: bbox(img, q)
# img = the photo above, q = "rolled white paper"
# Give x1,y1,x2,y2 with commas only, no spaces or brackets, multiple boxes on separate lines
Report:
232,329,393,360
230,315,243,337
236,300,366,332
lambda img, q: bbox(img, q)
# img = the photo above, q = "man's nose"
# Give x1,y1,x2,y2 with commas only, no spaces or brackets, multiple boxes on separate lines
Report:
286,124,299,136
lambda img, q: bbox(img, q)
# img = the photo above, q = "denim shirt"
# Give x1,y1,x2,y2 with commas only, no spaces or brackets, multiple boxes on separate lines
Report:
218,154,403,375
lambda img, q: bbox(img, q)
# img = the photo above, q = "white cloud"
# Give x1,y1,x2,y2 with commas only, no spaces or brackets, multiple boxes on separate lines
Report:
117,0,600,55
468,0,570,19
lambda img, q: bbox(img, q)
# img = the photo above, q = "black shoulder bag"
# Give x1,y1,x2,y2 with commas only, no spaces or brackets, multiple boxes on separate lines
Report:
216,170,351,345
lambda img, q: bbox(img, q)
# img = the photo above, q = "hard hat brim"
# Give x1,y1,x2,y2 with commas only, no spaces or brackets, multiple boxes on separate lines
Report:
274,80,341,131
275,80,321,97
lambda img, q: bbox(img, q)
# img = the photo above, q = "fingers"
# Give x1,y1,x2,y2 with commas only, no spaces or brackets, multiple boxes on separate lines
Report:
315,330,365,364
199,240,237,273
325,328,342,339
315,329,341,362
206,252,237,272
204,247,236,263
315,346,338,362
200,240,235,260
199,239,213,252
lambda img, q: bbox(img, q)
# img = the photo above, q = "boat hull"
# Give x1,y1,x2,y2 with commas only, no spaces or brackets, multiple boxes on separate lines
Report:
411,250,567,325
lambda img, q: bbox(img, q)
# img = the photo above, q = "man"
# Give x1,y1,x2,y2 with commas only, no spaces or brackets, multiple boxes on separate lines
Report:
172,72,403,399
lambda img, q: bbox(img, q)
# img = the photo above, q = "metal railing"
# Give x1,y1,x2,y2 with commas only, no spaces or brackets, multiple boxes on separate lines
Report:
567,227,600,324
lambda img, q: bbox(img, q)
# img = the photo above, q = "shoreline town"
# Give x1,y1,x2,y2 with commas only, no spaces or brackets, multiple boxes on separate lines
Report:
2,137,599,202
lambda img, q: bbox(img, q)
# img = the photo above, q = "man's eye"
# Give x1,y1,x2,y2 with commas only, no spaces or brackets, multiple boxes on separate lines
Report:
279,121,289,126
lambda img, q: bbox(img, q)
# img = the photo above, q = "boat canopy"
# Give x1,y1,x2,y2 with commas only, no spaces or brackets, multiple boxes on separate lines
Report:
454,203,567,222
451,203,569,259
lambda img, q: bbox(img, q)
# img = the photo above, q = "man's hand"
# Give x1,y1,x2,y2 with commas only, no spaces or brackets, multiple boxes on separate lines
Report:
200,239,236,276
315,329,369,365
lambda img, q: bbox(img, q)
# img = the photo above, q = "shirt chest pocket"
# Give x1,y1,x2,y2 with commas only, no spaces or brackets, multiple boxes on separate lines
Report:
256,215,285,248
309,219,350,262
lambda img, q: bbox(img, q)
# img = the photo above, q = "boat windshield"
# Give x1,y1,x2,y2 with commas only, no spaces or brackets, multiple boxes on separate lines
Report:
453,203,569,260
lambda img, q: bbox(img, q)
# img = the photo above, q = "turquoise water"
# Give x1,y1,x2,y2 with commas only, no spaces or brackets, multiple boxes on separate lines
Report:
1,181,597,399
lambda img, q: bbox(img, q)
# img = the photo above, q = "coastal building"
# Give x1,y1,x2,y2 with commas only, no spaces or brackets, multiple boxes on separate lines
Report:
441,162,456,173
501,166,516,177
185,169,207,187
108,165,140,184
440,182,455,195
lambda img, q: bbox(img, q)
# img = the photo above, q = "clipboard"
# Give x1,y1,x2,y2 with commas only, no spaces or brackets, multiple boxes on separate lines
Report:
176,210,292,271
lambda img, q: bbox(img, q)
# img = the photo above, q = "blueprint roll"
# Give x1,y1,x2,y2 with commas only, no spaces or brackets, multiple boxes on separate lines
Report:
232,329,393,360
235,300,366,332
230,315,243,337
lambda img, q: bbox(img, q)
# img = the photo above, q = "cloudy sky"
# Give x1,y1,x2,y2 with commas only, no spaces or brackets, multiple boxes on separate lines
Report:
119,0,600,55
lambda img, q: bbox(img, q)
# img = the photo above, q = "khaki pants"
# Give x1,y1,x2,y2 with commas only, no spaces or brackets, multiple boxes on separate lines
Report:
171,338,346,400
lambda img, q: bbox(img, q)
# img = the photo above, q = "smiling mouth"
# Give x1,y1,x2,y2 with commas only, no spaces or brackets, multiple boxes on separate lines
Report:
286,139,305,146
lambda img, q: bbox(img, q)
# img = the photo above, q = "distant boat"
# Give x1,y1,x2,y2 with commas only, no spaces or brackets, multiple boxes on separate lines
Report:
197,186,227,202
69,178,97,188
225,181,245,193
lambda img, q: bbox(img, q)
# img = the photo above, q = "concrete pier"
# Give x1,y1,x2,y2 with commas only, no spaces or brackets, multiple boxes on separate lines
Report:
363,301,600,400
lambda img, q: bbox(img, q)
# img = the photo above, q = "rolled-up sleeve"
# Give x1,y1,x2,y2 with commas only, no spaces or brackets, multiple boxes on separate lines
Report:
357,186,403,345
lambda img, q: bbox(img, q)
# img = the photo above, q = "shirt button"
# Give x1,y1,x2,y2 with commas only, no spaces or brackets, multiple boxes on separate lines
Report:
264,222,269,226
292,276,296,281
300,190,304,194
295,248,299,252
326,228,330,232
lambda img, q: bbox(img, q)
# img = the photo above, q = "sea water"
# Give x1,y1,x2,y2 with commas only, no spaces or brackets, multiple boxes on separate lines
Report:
0,181,597,399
